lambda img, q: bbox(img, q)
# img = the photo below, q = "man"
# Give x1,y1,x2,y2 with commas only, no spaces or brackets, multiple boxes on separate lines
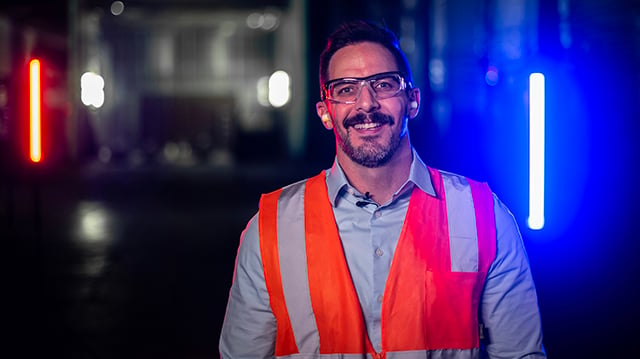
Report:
220,20,546,358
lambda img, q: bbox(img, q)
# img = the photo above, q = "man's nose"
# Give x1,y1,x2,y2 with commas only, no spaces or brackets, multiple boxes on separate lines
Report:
355,83,381,112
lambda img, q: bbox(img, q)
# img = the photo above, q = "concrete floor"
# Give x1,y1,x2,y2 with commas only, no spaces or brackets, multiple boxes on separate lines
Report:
3,159,640,358
2,161,318,359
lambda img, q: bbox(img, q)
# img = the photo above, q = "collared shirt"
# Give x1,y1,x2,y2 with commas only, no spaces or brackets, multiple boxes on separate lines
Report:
220,150,545,358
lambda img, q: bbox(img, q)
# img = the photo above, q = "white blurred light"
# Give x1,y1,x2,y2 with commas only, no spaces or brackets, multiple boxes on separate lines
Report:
246,12,279,31
268,70,290,108
485,66,499,86
163,142,180,162
162,141,194,165
77,202,110,242
528,73,545,230
110,1,125,16
246,13,264,29
429,58,445,90
262,13,279,31
81,72,105,108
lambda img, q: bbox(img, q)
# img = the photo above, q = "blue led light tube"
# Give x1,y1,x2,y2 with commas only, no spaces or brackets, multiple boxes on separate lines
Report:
528,73,545,229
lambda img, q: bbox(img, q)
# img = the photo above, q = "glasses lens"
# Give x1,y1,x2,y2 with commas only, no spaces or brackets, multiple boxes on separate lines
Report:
329,80,360,102
326,73,404,103
371,74,402,99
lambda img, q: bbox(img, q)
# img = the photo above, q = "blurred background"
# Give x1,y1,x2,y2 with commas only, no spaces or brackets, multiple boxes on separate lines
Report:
1,0,639,357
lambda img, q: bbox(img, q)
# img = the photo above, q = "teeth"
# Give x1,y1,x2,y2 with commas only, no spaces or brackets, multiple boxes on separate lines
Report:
354,122,382,130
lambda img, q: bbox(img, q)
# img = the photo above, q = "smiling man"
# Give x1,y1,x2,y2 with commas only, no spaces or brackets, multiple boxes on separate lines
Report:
220,20,546,359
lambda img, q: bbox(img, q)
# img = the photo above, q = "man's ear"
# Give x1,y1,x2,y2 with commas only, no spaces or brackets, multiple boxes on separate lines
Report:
407,88,421,119
316,101,334,130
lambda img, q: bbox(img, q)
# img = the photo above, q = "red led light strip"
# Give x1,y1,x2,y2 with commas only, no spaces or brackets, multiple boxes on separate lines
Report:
29,59,41,163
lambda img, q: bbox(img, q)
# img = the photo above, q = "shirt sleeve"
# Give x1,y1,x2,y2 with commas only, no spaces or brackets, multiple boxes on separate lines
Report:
219,213,277,359
480,195,547,358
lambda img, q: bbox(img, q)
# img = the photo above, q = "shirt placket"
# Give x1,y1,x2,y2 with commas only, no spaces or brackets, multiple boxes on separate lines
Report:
370,206,391,353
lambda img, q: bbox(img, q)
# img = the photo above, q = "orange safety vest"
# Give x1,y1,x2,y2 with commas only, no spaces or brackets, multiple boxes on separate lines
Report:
259,167,496,358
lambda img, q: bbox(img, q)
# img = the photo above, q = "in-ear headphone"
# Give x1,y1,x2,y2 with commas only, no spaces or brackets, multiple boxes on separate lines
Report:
410,101,418,109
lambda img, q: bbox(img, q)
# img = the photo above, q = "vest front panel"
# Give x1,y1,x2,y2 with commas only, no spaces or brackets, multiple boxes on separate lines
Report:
259,169,496,358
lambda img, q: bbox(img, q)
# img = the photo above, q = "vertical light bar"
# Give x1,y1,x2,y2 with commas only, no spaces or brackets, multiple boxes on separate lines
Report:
29,59,42,163
528,73,545,229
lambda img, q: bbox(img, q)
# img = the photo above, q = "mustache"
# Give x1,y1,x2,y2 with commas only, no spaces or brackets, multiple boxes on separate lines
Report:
343,112,394,128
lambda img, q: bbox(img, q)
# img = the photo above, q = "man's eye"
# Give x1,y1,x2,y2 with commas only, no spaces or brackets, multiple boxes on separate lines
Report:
374,79,398,91
335,85,356,96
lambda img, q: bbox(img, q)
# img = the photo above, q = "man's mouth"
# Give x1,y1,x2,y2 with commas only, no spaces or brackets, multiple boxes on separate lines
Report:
344,112,394,130
353,122,383,130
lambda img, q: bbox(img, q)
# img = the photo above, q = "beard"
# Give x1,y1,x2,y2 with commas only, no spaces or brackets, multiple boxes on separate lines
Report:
336,111,404,168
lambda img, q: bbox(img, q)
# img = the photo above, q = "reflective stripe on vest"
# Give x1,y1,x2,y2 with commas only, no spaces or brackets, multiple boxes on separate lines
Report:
259,167,497,358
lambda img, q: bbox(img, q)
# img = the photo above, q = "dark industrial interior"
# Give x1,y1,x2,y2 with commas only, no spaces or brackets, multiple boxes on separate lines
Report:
2,0,639,357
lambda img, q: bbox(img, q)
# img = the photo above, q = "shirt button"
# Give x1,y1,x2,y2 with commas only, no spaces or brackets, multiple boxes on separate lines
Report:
374,211,382,218
347,188,355,195
375,248,383,257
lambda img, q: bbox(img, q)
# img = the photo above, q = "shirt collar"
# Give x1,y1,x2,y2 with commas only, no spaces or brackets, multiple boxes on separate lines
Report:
326,148,436,207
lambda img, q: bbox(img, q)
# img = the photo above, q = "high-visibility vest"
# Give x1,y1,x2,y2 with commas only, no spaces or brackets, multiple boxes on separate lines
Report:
258,167,496,359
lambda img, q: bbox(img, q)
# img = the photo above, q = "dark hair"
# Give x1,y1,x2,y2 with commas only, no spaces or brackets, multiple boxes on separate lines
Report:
319,20,414,92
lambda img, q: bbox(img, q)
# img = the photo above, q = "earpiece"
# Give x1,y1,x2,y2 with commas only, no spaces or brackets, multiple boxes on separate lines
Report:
320,113,334,130
410,101,418,109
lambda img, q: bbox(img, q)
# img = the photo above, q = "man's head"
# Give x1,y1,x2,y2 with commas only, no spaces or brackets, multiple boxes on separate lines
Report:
318,20,414,91
316,21,420,168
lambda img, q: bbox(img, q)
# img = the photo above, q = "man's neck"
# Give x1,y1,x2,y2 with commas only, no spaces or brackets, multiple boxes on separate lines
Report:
337,143,413,205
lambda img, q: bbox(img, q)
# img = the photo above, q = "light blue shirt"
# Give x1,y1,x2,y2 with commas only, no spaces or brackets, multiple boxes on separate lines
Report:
220,150,546,358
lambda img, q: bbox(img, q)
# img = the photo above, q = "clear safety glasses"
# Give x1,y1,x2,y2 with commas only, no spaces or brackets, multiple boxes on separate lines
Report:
321,71,410,104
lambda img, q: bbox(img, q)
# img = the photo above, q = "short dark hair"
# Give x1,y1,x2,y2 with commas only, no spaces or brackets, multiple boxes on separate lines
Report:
318,20,414,93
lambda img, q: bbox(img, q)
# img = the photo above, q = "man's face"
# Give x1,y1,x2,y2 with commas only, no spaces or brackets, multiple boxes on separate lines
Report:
320,42,414,168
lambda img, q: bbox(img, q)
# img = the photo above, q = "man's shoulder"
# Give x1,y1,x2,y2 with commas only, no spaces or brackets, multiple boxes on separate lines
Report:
435,168,487,188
